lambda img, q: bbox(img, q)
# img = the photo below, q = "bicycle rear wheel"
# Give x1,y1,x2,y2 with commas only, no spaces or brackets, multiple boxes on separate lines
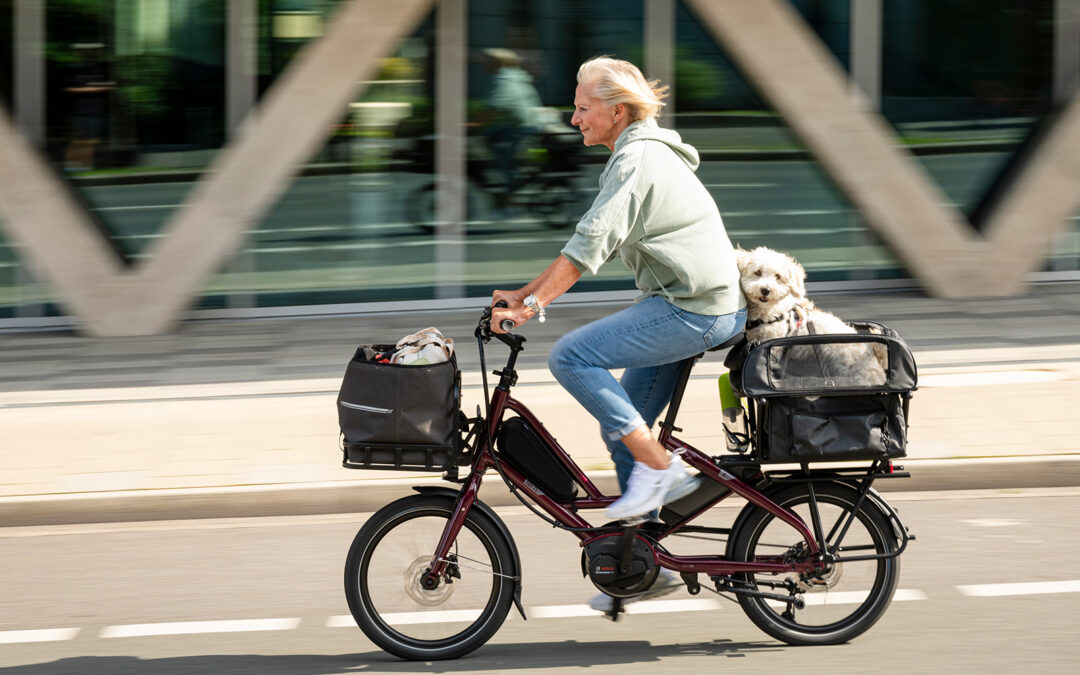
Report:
344,494,517,660
728,482,900,645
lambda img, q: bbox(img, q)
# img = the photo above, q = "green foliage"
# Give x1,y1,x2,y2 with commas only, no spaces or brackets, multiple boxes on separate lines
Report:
674,49,729,107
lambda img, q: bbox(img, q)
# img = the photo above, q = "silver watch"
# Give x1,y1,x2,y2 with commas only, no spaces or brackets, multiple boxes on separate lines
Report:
523,294,546,323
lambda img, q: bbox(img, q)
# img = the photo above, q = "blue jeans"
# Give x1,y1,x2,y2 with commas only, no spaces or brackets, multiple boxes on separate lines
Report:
548,296,747,491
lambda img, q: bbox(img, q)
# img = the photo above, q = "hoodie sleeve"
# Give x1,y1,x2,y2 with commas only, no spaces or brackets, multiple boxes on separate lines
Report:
560,150,643,275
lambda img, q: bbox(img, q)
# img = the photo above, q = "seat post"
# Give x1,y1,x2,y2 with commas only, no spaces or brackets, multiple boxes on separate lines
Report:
658,354,701,435
658,333,745,441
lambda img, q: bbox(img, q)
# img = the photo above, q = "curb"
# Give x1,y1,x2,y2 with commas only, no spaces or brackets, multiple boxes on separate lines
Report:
2,456,1078,527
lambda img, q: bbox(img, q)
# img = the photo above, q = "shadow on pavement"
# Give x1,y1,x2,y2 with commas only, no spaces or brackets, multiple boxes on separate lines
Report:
3,639,784,673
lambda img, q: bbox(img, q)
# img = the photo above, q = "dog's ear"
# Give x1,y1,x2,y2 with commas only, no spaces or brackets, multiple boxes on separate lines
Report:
734,247,751,275
786,252,807,298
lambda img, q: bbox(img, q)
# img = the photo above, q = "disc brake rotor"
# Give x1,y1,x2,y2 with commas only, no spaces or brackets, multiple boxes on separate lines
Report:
797,560,844,592
404,557,456,606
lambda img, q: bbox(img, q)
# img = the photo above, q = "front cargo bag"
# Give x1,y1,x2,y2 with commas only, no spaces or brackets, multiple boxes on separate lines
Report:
337,344,461,471
496,417,579,502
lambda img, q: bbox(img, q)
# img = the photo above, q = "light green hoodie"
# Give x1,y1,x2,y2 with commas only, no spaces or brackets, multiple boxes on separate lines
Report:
561,119,745,316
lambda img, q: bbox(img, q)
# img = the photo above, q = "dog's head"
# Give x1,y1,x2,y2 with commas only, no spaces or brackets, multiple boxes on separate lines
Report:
735,246,807,314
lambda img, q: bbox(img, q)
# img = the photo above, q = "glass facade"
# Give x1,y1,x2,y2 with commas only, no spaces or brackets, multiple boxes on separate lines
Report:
0,0,1075,324
882,1,1054,221
208,9,438,308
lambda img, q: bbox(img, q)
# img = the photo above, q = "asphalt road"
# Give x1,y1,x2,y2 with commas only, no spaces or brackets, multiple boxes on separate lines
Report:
2,488,1078,673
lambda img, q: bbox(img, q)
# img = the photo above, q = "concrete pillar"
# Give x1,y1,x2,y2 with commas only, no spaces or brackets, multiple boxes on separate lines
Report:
645,0,676,128
435,0,467,300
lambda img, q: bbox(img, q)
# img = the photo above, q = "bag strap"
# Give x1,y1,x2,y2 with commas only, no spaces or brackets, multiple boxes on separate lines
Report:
396,327,454,359
805,320,835,384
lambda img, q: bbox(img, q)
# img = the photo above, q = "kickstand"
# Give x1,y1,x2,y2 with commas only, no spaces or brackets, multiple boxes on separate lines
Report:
605,596,624,622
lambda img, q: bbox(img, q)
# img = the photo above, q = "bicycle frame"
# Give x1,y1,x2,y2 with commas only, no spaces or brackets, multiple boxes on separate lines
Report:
424,332,832,587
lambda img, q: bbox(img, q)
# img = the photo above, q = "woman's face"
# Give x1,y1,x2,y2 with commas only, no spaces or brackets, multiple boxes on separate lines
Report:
571,80,627,150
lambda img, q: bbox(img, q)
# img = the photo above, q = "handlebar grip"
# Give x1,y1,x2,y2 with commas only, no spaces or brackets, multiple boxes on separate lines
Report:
500,319,515,332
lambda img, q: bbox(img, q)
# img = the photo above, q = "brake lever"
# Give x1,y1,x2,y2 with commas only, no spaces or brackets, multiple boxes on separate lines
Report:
491,300,516,333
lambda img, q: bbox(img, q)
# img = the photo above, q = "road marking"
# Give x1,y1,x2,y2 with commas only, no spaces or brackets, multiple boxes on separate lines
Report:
0,628,80,644
328,592,925,627
961,518,1026,527
765,588,926,608
624,598,726,614
99,618,301,638
919,370,1062,388
957,580,1080,597
11,582,1078,642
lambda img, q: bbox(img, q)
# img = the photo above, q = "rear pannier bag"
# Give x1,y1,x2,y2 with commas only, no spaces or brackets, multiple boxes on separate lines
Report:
496,417,580,502
738,323,917,464
760,395,907,462
337,344,461,471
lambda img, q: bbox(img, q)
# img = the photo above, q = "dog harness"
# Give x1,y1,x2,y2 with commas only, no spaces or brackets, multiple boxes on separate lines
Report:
747,308,806,332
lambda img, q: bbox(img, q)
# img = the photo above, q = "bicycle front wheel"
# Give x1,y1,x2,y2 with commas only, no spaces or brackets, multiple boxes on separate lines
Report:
729,482,900,645
344,494,517,660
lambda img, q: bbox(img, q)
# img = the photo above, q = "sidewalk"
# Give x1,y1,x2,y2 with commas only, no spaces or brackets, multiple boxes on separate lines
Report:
2,284,1079,525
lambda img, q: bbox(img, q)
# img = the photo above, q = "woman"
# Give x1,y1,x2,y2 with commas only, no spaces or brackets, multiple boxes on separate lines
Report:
491,56,745,524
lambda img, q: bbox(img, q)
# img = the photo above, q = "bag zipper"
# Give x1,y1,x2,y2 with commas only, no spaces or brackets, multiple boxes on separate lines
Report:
340,401,393,414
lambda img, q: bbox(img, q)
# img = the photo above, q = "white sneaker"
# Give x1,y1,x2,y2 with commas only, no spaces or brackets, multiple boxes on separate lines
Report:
605,457,689,520
664,473,702,503
589,568,684,612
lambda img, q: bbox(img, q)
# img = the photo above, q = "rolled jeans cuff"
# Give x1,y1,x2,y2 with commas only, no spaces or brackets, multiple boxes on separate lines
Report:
606,415,647,441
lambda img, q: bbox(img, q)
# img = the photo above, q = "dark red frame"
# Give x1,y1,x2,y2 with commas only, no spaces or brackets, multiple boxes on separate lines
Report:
426,354,824,583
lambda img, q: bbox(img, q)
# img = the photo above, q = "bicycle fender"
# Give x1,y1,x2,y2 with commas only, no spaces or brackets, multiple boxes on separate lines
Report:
725,480,909,559
410,486,527,620
864,486,915,551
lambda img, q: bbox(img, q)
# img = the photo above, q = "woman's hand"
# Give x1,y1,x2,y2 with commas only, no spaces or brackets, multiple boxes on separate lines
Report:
490,289,529,333
488,257,580,333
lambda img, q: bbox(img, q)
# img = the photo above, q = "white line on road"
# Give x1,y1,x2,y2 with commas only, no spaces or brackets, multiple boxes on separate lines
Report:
5,583,1074,644
0,628,80,644
327,592,923,627
919,370,1062,388
957,580,1080,597
765,589,927,608
99,618,301,639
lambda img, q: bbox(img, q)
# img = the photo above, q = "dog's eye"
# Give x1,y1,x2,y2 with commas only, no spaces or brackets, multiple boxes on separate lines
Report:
753,270,762,277
775,274,783,282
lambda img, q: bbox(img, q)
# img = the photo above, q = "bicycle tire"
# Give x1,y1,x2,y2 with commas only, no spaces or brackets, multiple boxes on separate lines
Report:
728,482,900,645
344,494,516,660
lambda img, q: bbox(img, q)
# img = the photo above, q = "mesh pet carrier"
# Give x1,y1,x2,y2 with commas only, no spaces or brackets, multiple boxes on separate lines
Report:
738,322,917,463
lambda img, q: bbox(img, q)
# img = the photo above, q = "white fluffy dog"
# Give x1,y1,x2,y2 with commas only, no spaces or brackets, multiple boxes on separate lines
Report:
734,246,886,385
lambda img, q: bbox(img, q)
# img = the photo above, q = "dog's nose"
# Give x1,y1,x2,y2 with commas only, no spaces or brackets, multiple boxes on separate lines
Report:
760,288,770,297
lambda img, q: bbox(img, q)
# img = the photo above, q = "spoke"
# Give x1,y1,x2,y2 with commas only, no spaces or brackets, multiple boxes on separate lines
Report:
439,554,517,580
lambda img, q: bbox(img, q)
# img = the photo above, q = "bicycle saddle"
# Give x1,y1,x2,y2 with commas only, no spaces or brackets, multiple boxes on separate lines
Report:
707,333,746,352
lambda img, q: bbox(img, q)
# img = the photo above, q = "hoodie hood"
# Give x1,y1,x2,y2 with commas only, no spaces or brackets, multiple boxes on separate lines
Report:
614,118,700,171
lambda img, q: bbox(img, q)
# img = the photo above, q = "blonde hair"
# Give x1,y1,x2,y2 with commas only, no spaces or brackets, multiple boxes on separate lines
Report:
576,56,669,121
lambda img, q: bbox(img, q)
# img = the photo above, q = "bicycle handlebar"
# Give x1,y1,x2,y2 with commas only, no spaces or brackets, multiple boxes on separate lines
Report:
478,301,514,334
476,302,526,351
